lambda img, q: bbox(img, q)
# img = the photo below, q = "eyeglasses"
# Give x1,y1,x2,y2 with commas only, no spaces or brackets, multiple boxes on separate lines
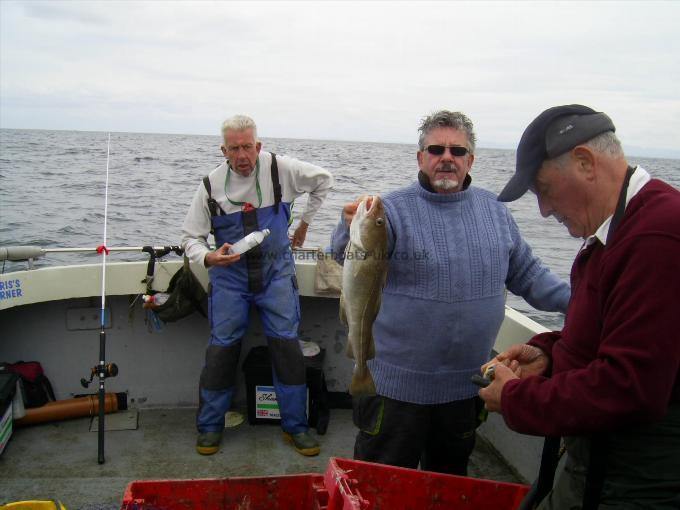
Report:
424,145,470,157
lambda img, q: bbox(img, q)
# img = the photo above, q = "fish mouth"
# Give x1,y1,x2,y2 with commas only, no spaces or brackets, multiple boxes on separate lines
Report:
349,195,385,251
365,195,383,217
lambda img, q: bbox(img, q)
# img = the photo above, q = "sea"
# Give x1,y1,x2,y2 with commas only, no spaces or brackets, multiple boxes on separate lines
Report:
1,128,679,330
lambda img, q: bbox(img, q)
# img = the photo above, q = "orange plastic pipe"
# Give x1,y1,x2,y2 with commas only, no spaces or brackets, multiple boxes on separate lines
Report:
15,393,120,426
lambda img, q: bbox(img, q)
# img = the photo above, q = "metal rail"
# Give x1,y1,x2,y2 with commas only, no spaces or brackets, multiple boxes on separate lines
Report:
1,245,320,268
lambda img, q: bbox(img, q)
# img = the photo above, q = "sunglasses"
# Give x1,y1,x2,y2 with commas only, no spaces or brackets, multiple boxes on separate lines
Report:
424,145,469,157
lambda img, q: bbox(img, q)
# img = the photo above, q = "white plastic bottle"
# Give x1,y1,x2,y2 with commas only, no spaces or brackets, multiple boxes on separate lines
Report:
143,293,170,305
228,229,271,255
12,380,26,420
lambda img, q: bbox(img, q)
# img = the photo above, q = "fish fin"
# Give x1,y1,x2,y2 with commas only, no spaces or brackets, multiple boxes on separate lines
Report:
349,370,376,396
346,340,355,359
339,292,348,326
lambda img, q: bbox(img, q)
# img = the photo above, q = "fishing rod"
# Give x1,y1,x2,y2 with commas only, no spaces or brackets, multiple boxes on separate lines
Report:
97,133,112,464
90,133,119,464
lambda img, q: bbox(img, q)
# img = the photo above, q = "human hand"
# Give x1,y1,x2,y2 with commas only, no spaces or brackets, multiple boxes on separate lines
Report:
478,363,519,413
482,343,549,379
204,243,241,267
342,195,373,226
291,221,309,248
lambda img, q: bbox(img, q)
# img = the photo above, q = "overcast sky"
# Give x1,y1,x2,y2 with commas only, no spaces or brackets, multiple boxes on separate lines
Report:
1,1,679,157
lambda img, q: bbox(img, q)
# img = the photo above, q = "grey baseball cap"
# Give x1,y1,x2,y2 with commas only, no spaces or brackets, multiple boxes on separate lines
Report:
497,105,615,202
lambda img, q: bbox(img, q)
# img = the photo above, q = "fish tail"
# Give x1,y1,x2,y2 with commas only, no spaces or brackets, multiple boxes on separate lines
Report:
349,370,376,396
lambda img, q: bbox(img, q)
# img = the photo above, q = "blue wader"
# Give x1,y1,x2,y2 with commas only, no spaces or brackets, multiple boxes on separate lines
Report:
196,199,308,434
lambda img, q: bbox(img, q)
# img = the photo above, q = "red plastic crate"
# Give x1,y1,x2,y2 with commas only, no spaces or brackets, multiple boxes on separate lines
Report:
120,457,530,510
121,474,329,510
324,457,530,510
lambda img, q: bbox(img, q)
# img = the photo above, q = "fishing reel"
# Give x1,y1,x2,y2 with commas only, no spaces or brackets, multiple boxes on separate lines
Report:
81,362,119,388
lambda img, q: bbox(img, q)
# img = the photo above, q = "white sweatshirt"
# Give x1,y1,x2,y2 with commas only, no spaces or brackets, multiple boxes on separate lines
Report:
181,151,333,265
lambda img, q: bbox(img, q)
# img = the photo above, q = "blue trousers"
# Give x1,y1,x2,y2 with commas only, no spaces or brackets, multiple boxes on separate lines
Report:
197,272,308,434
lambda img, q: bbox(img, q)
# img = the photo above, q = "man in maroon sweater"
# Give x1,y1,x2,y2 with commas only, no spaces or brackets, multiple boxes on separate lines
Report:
480,105,680,509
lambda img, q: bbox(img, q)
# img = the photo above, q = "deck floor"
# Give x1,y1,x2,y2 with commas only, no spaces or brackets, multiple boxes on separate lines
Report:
1,407,522,509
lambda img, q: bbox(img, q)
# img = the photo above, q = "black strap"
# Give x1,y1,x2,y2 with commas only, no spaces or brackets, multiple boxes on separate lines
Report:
241,208,263,293
203,175,222,217
203,175,223,235
536,436,562,504
583,434,608,509
270,153,282,214
519,436,562,509
606,165,635,247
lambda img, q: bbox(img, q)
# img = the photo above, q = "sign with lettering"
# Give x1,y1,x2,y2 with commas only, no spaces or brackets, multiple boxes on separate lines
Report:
0,278,23,301
255,385,281,420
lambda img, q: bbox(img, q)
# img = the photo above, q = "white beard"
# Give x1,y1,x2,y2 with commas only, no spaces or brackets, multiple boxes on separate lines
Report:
432,177,459,191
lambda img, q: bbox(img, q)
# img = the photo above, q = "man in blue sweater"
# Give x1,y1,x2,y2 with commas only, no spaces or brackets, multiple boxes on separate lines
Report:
330,110,570,475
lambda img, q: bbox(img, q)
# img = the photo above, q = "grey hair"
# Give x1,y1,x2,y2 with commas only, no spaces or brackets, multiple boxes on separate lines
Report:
221,115,258,139
418,110,476,153
550,131,624,169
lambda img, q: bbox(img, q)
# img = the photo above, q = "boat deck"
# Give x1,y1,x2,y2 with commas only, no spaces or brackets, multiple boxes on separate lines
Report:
1,262,541,508
1,407,523,509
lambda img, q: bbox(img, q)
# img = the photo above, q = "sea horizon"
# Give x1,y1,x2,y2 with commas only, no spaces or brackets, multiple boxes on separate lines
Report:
2,126,678,161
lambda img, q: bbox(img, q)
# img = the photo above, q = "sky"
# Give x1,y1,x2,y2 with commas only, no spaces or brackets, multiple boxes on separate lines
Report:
1,1,679,158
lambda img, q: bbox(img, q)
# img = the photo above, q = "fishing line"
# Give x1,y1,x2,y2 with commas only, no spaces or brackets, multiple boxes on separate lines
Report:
100,133,111,320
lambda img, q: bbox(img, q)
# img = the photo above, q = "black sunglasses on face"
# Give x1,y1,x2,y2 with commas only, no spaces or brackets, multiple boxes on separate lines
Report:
424,145,469,157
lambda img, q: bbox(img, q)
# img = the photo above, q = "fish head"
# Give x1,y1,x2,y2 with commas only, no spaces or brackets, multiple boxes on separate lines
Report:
349,195,387,252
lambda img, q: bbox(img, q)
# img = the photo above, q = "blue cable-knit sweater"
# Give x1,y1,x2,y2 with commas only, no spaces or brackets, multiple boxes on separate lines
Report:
330,179,570,404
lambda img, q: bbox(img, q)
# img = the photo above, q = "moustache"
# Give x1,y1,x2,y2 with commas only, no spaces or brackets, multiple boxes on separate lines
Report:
437,163,458,173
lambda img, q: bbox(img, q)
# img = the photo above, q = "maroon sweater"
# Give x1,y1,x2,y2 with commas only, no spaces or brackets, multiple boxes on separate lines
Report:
502,179,680,436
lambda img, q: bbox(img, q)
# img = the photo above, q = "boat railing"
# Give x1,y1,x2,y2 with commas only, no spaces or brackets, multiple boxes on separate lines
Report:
0,245,324,269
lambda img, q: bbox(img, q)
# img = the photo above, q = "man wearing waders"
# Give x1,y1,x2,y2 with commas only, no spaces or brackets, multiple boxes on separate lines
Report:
181,115,333,456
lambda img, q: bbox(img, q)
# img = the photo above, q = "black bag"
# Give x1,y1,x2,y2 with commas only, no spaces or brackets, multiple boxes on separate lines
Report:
0,361,56,408
153,256,207,323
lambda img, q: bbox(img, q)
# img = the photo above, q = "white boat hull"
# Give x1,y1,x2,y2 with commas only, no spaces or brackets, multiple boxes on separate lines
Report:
0,258,549,481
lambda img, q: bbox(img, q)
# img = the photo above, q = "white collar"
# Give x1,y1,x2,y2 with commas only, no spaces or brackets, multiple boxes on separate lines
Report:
584,166,651,247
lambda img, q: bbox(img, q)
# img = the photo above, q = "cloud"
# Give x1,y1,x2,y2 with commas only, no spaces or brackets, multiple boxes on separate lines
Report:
1,1,679,156
20,1,110,26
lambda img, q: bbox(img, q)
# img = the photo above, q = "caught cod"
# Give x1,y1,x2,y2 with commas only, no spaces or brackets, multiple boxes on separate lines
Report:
340,195,388,396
